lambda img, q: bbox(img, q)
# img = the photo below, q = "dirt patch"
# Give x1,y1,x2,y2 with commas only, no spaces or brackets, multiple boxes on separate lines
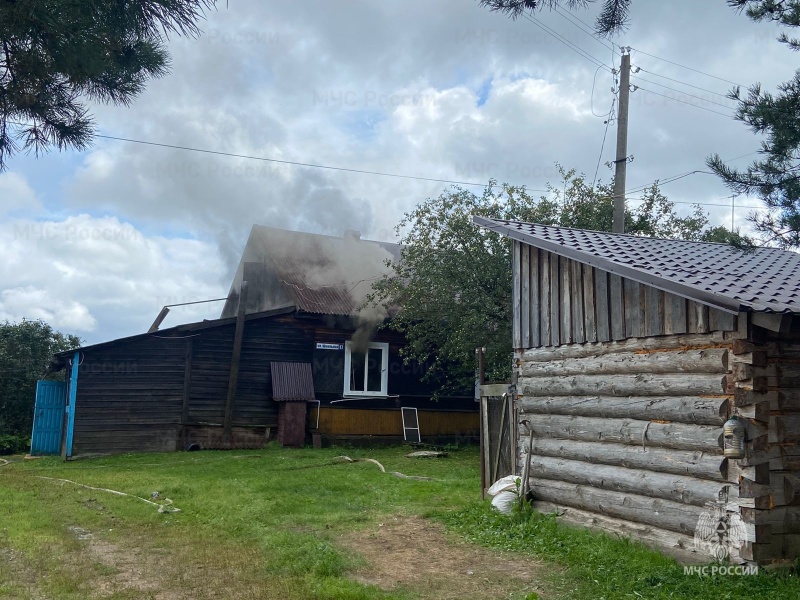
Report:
340,515,548,599
65,526,181,599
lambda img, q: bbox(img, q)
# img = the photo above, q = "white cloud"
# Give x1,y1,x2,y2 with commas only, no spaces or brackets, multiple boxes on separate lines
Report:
0,172,41,216
0,213,226,343
2,0,794,342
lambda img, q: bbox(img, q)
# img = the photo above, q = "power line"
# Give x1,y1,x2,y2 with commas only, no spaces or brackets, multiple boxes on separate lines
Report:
633,68,732,100
590,64,614,117
630,47,744,88
552,6,617,55
592,99,616,188
630,75,734,109
635,87,732,117
85,132,553,192
521,12,611,72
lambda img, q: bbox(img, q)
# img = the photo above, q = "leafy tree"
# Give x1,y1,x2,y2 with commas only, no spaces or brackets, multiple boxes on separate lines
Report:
481,1,800,247
372,168,736,396
707,0,800,249
0,0,216,171
0,319,81,454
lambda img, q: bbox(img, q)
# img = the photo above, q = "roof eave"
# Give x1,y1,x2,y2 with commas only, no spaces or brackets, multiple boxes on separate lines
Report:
473,215,741,316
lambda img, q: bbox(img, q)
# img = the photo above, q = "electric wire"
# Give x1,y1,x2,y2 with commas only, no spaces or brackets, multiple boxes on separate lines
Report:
84,132,552,192
630,47,744,88
634,67,732,99
635,87,732,117
552,6,617,55
520,12,611,72
592,99,616,188
631,75,734,109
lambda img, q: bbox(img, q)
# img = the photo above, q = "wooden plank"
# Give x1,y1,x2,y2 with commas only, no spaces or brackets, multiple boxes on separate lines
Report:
179,338,194,450
520,331,728,362
527,438,728,481
711,309,738,332
481,396,490,487
521,244,530,348
518,394,728,426
609,274,624,340
527,455,727,507
512,242,522,349
518,372,727,397
695,302,709,334
223,280,248,443
528,479,704,535
480,383,510,397
571,261,585,343
550,253,560,346
521,414,723,453
645,286,664,337
583,266,597,343
664,293,688,335
594,269,610,342
560,256,571,344
533,501,701,563
624,279,643,338
492,394,509,481
518,348,729,377
540,251,551,346
530,247,540,347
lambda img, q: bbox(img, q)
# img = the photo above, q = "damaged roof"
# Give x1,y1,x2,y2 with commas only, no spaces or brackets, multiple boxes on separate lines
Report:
222,226,401,318
473,217,800,314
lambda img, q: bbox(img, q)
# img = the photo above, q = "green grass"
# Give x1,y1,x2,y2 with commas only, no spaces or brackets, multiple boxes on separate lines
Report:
3,445,800,599
437,501,800,600
0,445,481,599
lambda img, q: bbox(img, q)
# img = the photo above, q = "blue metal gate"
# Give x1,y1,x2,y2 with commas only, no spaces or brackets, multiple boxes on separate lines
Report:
30,380,66,455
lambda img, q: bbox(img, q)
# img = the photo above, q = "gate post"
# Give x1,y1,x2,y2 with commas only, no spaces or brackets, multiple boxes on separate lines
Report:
64,351,80,459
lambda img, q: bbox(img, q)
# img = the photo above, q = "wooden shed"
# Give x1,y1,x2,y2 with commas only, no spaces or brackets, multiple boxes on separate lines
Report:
475,217,800,565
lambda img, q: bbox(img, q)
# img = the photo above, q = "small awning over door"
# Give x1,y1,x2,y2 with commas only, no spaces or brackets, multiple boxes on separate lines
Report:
271,362,316,402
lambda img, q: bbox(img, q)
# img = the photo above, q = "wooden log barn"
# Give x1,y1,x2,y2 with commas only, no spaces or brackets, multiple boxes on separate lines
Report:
32,227,476,458
474,216,800,565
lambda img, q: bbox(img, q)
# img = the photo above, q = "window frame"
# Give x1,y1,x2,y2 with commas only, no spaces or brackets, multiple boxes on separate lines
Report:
343,341,389,397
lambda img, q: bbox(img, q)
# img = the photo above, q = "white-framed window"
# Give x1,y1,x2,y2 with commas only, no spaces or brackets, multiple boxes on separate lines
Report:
343,341,389,396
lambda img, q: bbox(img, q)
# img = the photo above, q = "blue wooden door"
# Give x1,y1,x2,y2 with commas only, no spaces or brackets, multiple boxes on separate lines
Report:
30,380,66,455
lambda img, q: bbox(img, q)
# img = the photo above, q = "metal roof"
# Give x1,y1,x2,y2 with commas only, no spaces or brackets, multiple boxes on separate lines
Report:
473,217,800,315
271,361,316,402
223,226,401,317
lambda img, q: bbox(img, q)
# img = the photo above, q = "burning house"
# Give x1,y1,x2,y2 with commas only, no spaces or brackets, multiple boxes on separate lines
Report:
30,226,477,458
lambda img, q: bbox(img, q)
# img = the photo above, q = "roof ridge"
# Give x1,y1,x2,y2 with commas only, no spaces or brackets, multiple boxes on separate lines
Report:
498,218,768,250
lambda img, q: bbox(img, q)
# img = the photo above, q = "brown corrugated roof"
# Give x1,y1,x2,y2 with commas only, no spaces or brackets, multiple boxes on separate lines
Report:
271,361,316,402
474,217,800,314
223,226,401,317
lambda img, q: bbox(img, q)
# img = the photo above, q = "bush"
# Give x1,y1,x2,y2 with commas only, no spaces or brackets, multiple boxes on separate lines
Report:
0,434,29,455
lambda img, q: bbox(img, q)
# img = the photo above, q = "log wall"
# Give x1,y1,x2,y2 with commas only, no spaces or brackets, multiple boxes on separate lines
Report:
517,334,740,561
510,239,800,564
730,324,800,562
512,238,749,560
511,241,737,349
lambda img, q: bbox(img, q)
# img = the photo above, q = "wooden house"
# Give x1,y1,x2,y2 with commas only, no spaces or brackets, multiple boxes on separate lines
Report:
475,216,800,565
32,227,477,458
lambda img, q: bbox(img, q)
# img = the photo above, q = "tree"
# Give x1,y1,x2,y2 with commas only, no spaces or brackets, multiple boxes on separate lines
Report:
0,0,216,171
707,1,800,249
371,168,729,396
0,319,81,454
479,1,631,36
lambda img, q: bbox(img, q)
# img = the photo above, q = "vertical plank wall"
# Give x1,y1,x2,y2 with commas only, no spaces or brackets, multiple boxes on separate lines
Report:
511,240,737,349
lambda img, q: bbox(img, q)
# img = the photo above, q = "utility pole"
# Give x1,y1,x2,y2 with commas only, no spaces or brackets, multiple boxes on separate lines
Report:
612,49,631,234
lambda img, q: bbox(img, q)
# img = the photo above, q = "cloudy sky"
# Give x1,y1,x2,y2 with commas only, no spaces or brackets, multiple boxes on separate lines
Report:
1,0,795,344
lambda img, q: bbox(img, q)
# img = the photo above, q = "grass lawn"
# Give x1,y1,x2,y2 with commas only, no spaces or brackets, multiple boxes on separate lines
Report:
0,444,799,599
